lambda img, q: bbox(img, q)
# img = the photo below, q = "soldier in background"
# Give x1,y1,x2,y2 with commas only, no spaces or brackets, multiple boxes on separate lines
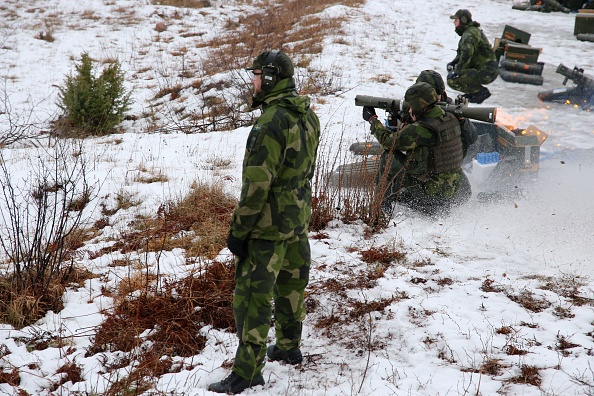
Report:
362,82,469,216
416,70,477,158
446,9,498,104
208,50,320,394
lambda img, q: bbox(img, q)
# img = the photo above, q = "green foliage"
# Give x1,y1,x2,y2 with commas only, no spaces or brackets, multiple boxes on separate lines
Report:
57,53,132,136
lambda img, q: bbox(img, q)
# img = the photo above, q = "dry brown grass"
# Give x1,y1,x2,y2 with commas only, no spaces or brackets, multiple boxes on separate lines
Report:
508,365,542,387
0,265,97,328
88,258,235,357
359,244,406,265
539,274,593,307
506,290,551,313
51,361,83,391
201,0,363,71
96,181,235,259
151,0,211,7
308,247,409,345
133,170,169,184
142,0,365,135
0,368,20,386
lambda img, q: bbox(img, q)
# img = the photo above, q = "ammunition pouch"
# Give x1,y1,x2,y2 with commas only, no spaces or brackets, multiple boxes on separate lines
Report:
418,113,464,175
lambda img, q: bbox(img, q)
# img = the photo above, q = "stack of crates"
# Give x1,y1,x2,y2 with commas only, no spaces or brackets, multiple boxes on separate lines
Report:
495,25,544,85
575,10,594,42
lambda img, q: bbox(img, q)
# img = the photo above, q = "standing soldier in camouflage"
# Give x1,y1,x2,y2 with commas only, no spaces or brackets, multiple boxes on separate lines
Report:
446,9,498,104
362,82,469,216
208,50,320,394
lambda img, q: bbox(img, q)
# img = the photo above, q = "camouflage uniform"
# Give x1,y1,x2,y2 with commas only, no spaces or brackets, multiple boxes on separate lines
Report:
374,73,476,212
415,70,478,157
447,23,498,95
229,76,320,381
370,105,465,214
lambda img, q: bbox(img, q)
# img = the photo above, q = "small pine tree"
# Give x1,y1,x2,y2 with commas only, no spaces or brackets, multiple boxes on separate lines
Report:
57,53,132,136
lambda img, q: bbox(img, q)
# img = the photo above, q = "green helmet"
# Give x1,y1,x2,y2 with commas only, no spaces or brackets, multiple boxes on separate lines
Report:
416,70,445,96
404,82,438,113
246,50,294,79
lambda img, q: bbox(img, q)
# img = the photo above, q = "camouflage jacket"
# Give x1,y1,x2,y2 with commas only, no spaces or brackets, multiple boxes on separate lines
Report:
230,78,320,241
370,106,463,198
453,23,497,71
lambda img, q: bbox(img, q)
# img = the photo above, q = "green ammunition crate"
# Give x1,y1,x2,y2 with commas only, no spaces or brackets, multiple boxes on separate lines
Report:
504,42,541,64
501,25,531,44
574,12,594,36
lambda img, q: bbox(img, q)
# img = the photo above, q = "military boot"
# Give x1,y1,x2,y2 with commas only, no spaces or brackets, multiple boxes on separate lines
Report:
465,87,491,104
208,372,265,394
266,345,303,364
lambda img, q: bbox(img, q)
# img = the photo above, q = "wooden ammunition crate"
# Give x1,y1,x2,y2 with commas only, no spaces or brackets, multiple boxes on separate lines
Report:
574,12,594,36
504,42,541,64
501,25,531,44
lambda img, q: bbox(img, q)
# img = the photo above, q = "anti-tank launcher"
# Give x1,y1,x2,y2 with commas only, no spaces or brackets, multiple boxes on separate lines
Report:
331,96,548,202
354,94,497,124
538,63,594,110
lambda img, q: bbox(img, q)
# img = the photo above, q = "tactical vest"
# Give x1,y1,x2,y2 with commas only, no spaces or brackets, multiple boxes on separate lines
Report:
418,113,463,174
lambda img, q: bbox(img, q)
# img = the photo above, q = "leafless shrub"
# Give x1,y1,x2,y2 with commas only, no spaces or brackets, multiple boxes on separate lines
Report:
0,80,43,147
310,120,387,232
0,139,95,327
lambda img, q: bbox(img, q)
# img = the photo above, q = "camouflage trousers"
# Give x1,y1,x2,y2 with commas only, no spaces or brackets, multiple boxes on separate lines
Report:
231,233,310,380
376,152,464,211
447,61,499,94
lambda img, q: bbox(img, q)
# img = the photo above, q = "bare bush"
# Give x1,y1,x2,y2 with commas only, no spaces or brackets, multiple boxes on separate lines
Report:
310,121,389,232
0,79,43,147
0,138,95,327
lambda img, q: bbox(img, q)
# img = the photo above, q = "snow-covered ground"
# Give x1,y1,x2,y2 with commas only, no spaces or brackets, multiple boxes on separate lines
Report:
0,0,593,395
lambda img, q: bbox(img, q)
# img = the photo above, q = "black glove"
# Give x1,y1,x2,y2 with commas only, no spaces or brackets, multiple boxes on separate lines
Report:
362,106,377,123
447,61,456,72
227,232,247,258
447,70,459,80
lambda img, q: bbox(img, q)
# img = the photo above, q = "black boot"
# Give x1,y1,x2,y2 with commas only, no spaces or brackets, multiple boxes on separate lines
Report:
266,344,303,364
208,372,265,394
465,87,491,104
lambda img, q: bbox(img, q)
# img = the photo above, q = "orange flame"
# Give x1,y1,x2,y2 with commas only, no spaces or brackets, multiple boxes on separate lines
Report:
495,108,548,129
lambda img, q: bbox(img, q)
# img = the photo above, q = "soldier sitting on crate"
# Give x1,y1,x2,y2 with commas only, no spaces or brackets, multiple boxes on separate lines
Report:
362,82,471,217
446,9,498,104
